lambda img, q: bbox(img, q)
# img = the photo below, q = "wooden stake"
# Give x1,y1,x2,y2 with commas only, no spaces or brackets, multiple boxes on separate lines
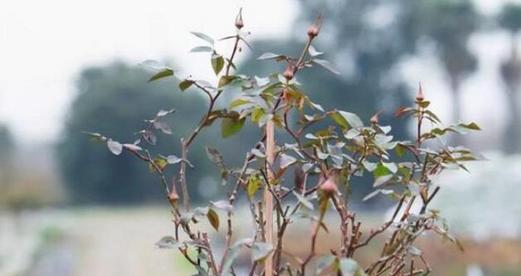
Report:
264,119,275,276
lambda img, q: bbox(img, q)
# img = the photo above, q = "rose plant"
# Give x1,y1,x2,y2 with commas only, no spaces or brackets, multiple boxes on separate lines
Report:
87,10,481,276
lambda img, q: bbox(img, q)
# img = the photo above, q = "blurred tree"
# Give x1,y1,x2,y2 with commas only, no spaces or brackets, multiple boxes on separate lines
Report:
401,0,480,143
0,124,14,162
57,62,214,204
0,124,14,184
294,0,413,128
498,3,521,153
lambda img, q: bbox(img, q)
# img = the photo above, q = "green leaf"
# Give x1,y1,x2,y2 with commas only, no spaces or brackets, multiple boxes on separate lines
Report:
418,100,430,108
218,75,237,88
149,156,169,172
255,76,270,86
155,236,180,249
363,189,395,202
373,163,392,177
205,147,225,170
308,101,324,112
330,111,363,129
363,190,381,202
459,122,481,130
207,208,219,231
250,148,265,158
315,255,336,274
251,107,267,125
179,79,194,91
83,131,106,143
395,143,407,157
251,242,273,261
193,207,209,218
153,120,172,134
211,200,233,212
190,31,214,45
140,59,166,71
279,154,297,169
107,139,123,155
230,98,251,109
339,258,358,276
330,112,348,129
211,54,225,75
344,129,360,139
123,143,142,152
382,162,398,174
247,175,261,199
190,46,213,53
313,58,340,75
339,258,366,276
293,191,313,210
424,110,441,123
308,45,323,57
148,68,174,82
221,117,245,138
166,155,182,164
257,52,282,60
156,109,175,118
373,175,393,187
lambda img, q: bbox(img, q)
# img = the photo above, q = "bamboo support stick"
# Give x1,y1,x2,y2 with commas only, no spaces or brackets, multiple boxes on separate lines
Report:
264,119,275,276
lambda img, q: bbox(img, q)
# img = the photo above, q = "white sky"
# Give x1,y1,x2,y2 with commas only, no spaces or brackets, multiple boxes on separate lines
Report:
0,0,517,145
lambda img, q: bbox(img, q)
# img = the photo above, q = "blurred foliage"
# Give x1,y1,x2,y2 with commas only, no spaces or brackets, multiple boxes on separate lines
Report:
57,62,219,204
299,0,479,140
0,171,64,210
0,124,14,162
498,3,521,153
499,3,521,34
295,0,480,129
0,124,14,184
402,0,479,128
0,125,63,209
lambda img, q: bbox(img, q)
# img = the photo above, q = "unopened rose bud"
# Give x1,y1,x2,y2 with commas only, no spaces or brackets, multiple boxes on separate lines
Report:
168,190,179,204
319,175,337,196
235,9,244,30
370,113,379,125
307,15,322,39
283,65,295,81
169,180,179,205
416,83,424,102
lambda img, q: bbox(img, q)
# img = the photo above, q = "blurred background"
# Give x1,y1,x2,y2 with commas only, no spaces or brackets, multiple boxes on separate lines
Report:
1,0,521,275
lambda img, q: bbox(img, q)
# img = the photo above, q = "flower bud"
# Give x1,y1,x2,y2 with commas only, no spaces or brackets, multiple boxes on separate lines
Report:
416,83,424,102
307,15,322,39
169,180,179,205
319,175,337,196
283,65,295,81
370,112,379,125
168,190,179,205
235,9,244,30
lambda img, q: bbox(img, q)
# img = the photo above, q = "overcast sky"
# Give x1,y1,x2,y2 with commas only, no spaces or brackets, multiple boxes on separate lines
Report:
0,0,517,145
